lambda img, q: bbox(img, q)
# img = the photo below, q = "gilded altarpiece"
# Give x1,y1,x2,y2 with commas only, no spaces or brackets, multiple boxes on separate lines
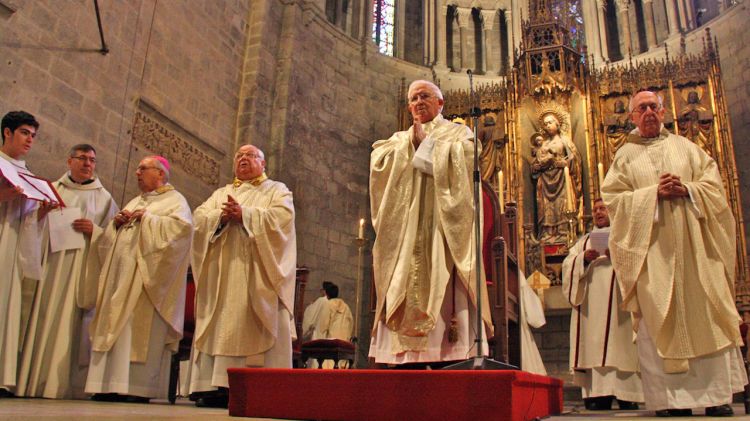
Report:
397,19,748,314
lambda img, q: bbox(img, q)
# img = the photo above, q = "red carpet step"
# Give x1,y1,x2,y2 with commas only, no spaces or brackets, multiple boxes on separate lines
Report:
228,368,563,421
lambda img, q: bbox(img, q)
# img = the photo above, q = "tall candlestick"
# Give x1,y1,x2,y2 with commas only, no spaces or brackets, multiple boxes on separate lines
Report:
597,162,605,195
358,218,365,239
564,166,574,211
497,170,505,214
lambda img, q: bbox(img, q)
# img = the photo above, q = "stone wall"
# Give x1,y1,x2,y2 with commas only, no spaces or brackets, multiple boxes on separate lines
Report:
0,0,249,207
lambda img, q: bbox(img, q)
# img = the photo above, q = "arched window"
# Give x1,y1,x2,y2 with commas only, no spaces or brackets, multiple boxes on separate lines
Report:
373,0,395,55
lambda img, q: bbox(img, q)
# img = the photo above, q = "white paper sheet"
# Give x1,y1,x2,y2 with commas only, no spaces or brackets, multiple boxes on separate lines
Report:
0,157,61,204
48,207,85,253
589,230,609,254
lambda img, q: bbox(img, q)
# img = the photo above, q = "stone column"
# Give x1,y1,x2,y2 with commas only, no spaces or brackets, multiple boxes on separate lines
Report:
363,0,375,43
505,9,514,73
480,9,498,74
582,0,601,64
423,0,433,65
614,0,632,57
664,0,681,36
677,0,690,32
595,0,609,62
456,7,472,71
683,0,695,30
395,0,406,59
435,4,449,70
642,0,658,50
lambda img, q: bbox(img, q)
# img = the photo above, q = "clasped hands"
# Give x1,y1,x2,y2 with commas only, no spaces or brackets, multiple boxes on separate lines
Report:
114,209,146,229
657,173,688,200
220,195,242,224
583,248,610,264
411,115,426,149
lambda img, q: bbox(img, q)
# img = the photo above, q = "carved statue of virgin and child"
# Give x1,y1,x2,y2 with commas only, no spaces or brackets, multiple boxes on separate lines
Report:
530,110,581,245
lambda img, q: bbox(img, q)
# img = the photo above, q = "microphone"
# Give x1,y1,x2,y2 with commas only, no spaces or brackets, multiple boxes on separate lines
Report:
467,69,480,118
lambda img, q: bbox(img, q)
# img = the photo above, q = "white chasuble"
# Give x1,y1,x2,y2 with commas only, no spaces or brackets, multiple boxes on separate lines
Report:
369,114,492,363
17,174,118,398
189,178,296,391
602,129,742,365
85,186,192,397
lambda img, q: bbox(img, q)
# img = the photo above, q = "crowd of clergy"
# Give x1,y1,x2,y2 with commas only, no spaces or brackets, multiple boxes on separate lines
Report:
0,84,747,417
0,110,296,408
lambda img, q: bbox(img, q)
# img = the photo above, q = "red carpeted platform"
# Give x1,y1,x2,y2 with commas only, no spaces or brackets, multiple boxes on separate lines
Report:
228,368,562,421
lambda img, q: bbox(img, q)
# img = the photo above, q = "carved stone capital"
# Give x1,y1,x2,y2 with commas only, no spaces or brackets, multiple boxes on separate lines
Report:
480,9,497,31
614,0,630,12
456,7,473,28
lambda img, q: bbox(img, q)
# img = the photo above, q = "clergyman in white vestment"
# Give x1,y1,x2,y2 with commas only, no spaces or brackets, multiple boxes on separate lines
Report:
369,80,492,366
0,111,47,396
16,144,118,399
301,281,332,342
602,91,747,417
561,198,642,410
189,144,296,408
85,156,193,402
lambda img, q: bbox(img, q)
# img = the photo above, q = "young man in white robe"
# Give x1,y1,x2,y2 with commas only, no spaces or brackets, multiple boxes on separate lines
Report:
369,80,492,367
189,144,296,407
301,281,333,342
602,91,747,417
311,283,354,369
16,144,118,399
85,155,192,403
561,198,642,410
0,111,48,397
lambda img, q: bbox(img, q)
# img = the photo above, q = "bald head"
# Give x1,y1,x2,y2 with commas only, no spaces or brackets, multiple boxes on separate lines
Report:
234,144,266,180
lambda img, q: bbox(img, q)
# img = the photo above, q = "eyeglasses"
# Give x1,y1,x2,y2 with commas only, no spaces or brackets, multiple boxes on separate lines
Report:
632,102,661,114
70,156,97,164
235,152,262,160
408,92,435,104
136,165,160,172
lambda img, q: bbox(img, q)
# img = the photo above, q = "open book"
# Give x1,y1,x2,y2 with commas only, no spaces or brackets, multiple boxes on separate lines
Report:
0,157,64,206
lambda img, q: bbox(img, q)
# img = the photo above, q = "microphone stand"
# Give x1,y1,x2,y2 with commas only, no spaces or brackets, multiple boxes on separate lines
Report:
443,70,518,371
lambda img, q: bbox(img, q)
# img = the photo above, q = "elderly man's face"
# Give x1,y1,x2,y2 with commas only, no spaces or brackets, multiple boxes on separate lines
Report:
630,91,665,138
408,83,444,124
135,157,165,193
592,200,610,228
234,145,265,181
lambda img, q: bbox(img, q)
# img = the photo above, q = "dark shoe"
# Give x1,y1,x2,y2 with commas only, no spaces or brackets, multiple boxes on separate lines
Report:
124,395,150,404
195,395,228,408
91,393,120,402
617,400,639,410
0,388,14,398
584,396,613,410
705,404,734,417
655,408,693,417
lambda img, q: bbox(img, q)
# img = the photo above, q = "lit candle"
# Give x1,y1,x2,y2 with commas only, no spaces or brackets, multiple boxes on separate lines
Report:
597,162,605,194
497,170,505,214
358,218,365,239
564,166,574,211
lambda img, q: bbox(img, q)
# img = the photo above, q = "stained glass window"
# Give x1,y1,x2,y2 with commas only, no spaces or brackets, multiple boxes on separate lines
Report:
372,0,395,56
549,0,585,50
567,0,585,51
